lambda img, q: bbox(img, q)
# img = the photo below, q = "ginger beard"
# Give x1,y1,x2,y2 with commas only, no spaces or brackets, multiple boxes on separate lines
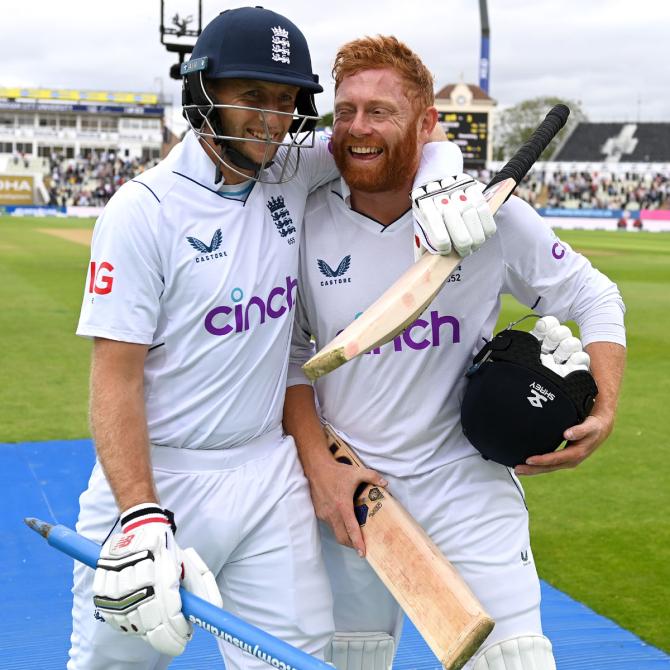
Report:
332,112,422,193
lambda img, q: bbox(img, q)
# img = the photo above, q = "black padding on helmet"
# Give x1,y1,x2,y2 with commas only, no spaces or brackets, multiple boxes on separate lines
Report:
461,329,598,467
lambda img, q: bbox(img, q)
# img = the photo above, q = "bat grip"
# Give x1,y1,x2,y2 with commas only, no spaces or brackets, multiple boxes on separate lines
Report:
41,523,330,670
487,104,570,191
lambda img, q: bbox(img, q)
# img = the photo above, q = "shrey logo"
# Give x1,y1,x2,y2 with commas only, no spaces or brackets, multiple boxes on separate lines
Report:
204,276,297,336
187,229,227,263
527,382,555,408
271,25,290,64
267,195,296,241
88,261,114,295
318,255,351,285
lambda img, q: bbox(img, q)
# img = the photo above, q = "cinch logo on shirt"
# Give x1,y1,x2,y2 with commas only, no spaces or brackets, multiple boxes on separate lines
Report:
204,275,298,336
186,229,228,263
318,255,352,286
335,310,460,353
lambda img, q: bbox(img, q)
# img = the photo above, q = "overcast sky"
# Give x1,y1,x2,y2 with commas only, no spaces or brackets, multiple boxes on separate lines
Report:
3,0,668,126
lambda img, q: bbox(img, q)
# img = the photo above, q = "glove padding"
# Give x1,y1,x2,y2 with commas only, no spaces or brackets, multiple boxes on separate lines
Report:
530,315,591,376
412,174,496,258
93,504,222,657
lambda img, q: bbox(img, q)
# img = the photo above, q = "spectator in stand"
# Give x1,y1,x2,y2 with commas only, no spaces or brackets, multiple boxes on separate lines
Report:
45,151,158,207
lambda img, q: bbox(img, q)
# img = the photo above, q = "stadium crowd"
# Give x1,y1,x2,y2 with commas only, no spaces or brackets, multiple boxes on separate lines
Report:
45,151,158,207
36,148,670,212
509,169,670,211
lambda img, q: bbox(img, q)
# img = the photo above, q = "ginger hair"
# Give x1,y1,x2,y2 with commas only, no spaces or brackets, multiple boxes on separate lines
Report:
332,35,434,110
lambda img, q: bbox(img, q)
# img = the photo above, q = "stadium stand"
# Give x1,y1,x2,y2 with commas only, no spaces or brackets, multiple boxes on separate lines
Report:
44,151,157,207
510,169,670,211
554,122,670,163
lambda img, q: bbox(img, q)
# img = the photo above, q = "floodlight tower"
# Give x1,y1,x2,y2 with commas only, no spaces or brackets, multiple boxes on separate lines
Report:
159,0,203,80
479,0,490,94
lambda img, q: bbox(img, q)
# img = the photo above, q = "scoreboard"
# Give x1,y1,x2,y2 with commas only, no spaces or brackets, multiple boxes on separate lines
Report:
438,111,489,168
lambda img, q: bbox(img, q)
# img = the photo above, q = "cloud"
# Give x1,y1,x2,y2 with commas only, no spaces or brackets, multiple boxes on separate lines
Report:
1,0,667,122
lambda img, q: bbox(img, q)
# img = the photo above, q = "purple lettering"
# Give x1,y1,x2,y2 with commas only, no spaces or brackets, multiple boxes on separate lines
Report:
285,275,298,311
244,296,267,330
267,286,286,318
552,242,566,259
234,304,244,332
430,310,460,346
204,305,233,336
403,318,430,350
204,276,298,337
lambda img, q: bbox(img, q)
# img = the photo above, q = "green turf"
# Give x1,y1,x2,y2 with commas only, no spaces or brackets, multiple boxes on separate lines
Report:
0,215,93,441
496,229,670,651
1,217,669,651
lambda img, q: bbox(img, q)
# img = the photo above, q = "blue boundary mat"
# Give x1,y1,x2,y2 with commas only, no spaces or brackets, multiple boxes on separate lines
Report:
2,438,668,669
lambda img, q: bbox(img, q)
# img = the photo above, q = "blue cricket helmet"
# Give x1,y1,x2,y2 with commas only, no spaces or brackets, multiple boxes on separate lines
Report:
183,6,322,133
192,6,322,94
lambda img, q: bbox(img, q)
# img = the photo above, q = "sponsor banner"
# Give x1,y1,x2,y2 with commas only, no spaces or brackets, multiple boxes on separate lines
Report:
537,207,623,219
640,209,670,221
2,205,66,217
68,206,104,218
0,175,34,205
542,215,670,233
0,87,158,104
0,100,163,116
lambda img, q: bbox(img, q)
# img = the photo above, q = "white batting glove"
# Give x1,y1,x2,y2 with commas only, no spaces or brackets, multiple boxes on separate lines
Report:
412,174,496,259
93,503,222,656
530,315,591,377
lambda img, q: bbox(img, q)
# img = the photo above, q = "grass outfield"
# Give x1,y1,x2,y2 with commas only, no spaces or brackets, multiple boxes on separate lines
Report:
1,216,669,651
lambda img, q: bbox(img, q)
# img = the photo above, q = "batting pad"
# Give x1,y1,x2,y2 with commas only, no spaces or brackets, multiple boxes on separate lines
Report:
1,438,668,669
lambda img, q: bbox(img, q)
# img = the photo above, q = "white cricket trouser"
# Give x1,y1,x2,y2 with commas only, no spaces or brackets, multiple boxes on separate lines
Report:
68,429,334,669
321,454,542,668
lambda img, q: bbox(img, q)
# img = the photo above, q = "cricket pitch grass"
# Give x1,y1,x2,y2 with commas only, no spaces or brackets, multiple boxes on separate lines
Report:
1,215,668,651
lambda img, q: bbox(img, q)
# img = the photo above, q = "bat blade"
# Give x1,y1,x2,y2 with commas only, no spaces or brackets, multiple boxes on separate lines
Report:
303,106,569,381
324,426,494,670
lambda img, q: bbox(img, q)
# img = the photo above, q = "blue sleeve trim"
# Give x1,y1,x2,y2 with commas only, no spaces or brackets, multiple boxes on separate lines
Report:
131,179,161,203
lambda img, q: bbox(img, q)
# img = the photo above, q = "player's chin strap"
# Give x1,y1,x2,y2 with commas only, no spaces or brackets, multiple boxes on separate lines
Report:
472,634,556,670
324,632,395,670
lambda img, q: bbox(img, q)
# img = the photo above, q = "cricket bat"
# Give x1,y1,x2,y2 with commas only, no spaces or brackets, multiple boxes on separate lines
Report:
303,105,570,381
324,425,494,670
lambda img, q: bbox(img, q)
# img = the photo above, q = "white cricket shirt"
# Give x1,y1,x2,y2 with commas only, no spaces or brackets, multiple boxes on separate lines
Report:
288,179,626,477
77,131,338,449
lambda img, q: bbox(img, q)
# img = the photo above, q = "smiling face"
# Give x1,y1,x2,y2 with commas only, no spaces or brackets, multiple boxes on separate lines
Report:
332,67,426,193
207,78,300,169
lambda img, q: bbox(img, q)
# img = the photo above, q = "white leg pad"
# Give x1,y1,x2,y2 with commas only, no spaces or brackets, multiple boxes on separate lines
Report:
324,632,395,670
473,635,556,670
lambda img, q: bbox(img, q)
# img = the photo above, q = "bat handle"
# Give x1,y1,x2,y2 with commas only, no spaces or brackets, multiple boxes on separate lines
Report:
24,518,331,670
486,104,570,195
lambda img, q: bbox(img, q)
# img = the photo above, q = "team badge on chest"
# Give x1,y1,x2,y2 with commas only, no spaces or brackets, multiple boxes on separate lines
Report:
267,195,296,244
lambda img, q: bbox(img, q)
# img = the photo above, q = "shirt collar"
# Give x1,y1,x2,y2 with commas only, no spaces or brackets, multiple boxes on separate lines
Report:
173,130,230,192
336,176,353,208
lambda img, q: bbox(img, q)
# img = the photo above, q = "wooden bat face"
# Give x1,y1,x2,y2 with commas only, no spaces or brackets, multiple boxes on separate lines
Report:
302,179,514,381
303,106,569,380
325,426,494,670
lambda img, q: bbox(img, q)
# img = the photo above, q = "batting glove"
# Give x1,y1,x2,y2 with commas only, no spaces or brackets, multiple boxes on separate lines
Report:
93,503,222,656
530,315,591,377
412,174,496,259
